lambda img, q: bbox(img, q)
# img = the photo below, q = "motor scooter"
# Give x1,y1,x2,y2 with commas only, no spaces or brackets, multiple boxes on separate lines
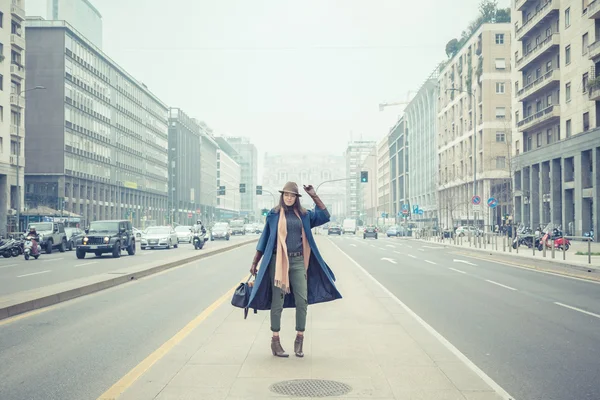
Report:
23,235,41,260
537,223,570,251
192,229,208,250
0,238,16,258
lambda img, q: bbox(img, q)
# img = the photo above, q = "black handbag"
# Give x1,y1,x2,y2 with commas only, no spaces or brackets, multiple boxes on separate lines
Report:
231,274,257,319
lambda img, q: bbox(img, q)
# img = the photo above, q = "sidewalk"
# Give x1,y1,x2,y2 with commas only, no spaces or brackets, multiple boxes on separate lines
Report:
117,237,509,400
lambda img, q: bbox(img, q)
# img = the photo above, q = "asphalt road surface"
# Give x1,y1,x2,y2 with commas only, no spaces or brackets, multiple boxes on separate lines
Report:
328,234,600,400
0,234,254,297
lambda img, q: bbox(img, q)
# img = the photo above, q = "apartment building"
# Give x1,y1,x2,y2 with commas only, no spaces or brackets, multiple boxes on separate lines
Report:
376,135,390,220
388,116,407,219
24,20,169,227
511,0,600,237
345,141,376,218
0,0,27,234
214,136,242,220
438,22,513,229
360,146,378,225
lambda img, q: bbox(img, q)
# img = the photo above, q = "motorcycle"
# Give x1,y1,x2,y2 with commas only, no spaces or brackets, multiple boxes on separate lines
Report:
192,229,207,250
23,236,41,260
0,238,17,258
537,223,570,251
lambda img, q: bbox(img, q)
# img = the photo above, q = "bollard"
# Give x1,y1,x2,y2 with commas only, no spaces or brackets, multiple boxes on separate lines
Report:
516,240,518,254
551,239,555,259
495,234,498,251
543,242,546,258
588,239,592,265
483,234,487,249
533,239,536,256
503,236,506,252
563,241,566,260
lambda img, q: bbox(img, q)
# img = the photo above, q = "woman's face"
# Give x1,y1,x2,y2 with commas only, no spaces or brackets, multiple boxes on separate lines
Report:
283,192,297,207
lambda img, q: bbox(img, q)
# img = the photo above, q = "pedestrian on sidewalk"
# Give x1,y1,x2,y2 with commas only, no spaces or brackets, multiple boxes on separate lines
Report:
248,181,342,358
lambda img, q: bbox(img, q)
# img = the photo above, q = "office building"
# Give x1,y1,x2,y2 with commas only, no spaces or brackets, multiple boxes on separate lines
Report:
360,146,378,225
24,20,169,227
262,153,346,219
198,121,218,223
214,136,242,220
345,141,376,218
0,0,27,234
168,108,202,225
511,0,600,237
376,135,391,222
406,67,440,226
388,117,408,220
438,22,512,229
26,0,103,48
223,136,257,218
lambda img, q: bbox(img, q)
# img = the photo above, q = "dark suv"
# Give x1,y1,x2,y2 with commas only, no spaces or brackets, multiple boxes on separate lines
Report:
76,220,136,259
363,226,378,239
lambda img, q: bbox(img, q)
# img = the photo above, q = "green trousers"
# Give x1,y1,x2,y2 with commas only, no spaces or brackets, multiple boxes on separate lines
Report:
269,255,308,332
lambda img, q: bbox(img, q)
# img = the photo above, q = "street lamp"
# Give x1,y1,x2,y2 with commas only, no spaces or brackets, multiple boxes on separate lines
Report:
16,86,46,232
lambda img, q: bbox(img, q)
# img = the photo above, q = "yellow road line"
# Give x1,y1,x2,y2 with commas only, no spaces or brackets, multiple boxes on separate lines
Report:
0,308,50,327
452,251,600,283
97,276,246,400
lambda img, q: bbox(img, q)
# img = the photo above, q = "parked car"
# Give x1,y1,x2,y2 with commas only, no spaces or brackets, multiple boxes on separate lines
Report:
211,222,231,241
363,226,378,239
328,225,342,235
141,226,179,249
455,226,481,237
386,226,401,237
174,225,193,243
76,220,136,259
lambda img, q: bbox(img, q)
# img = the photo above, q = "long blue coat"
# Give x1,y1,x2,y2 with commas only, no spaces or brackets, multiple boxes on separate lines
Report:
247,206,343,310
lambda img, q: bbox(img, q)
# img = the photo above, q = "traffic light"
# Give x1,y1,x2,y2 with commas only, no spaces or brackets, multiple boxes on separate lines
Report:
360,171,368,183
239,183,246,193
261,208,269,216
256,185,263,195
218,185,226,196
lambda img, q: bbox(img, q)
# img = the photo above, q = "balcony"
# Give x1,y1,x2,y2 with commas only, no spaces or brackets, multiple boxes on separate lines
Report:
516,34,560,71
11,34,25,50
516,0,559,41
589,83,600,101
517,69,560,102
10,1,25,21
517,105,560,132
9,155,17,165
516,0,534,11
10,63,24,80
589,0,600,19
589,40,600,61
10,93,25,107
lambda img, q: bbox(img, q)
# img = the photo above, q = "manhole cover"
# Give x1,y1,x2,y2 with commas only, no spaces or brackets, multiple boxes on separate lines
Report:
269,379,352,397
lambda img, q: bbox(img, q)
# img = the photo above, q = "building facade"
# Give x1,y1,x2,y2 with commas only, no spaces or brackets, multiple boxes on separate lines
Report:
438,22,513,230
406,68,440,226
24,20,169,228
26,0,103,48
198,122,218,223
388,117,408,220
168,108,202,225
216,149,241,220
345,141,376,218
511,0,600,237
376,135,391,221
223,136,257,217
360,146,378,225
262,153,346,219
0,0,27,234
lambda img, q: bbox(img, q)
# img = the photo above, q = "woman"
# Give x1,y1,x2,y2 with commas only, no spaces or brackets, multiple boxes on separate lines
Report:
249,182,342,358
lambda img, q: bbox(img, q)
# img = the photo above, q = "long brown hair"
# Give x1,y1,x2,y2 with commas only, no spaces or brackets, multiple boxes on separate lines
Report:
273,193,307,215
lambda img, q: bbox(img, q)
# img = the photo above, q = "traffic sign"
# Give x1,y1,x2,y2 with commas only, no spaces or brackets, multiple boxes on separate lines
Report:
413,205,419,214
487,197,498,208
196,209,201,214
472,195,482,205
402,204,409,211
187,212,193,218
418,209,424,215
402,209,409,215
381,212,388,218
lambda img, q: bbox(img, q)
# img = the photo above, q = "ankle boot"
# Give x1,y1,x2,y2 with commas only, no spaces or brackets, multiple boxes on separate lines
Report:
294,335,304,357
271,336,289,357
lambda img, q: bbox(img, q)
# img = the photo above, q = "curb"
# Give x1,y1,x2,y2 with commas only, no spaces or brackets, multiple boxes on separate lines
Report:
0,238,258,322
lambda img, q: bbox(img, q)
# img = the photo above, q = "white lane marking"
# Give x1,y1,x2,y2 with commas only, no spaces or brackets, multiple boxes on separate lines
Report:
485,279,517,291
423,246,444,249
425,260,436,265
75,261,98,268
449,268,467,274
17,270,51,278
42,258,64,263
386,244,395,248
370,245,376,248
453,259,477,266
555,302,600,320
349,244,357,247
0,263,18,269
419,248,425,252
330,241,514,400
381,257,397,264
407,254,417,259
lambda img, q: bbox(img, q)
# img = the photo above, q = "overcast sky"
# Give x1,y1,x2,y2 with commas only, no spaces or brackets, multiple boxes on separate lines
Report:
29,0,508,179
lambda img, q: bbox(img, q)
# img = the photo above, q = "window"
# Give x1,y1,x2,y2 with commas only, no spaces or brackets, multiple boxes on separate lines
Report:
565,45,571,65
547,129,553,144
496,82,505,94
583,72,589,93
537,132,542,147
565,7,571,27
547,94,552,105
495,58,506,69
527,135,533,151
515,81,519,93
583,33,589,55
566,82,571,101
546,60,552,72
495,34,505,44
516,140,520,155
495,107,506,118
583,112,590,131
583,0,589,13
566,119,572,137
546,27,552,37
496,132,506,142
496,157,506,169
0,74,2,91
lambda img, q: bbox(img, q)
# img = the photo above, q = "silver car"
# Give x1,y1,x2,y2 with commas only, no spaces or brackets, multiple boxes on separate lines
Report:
141,226,178,249
174,225,192,243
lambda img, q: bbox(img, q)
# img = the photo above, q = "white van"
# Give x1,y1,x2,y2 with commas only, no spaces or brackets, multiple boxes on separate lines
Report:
342,219,357,234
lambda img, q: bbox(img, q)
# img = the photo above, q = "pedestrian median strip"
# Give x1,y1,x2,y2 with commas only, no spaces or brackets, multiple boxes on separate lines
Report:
0,237,259,322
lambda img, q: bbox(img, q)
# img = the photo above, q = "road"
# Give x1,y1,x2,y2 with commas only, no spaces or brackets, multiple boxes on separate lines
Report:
328,234,600,400
0,239,257,400
0,235,254,297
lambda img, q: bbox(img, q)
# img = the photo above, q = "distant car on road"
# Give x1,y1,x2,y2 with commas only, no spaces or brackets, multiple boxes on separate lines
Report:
328,225,342,235
211,222,231,241
386,226,401,237
141,226,179,250
65,227,84,251
76,220,136,259
363,226,378,239
174,225,193,243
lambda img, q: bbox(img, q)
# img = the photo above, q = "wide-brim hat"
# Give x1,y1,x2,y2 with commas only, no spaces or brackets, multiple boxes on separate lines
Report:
279,181,302,197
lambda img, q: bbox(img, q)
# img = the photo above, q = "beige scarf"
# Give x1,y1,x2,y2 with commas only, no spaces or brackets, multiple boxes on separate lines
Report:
275,207,311,294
